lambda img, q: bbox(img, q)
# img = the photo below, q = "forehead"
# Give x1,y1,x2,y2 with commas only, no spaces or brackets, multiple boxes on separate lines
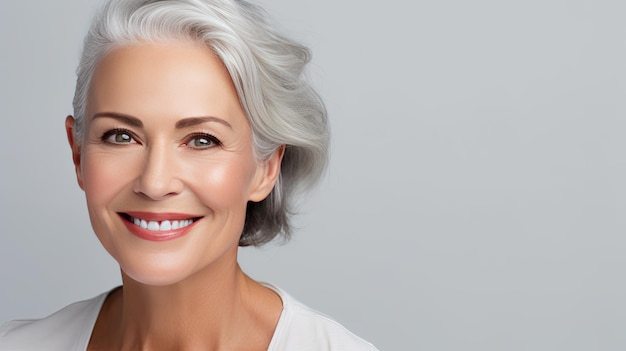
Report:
87,42,245,125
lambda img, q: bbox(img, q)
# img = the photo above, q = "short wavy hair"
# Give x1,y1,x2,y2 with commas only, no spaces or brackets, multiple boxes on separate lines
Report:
72,0,329,246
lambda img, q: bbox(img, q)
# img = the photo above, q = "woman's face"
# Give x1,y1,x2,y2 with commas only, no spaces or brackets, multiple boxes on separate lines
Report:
66,42,282,286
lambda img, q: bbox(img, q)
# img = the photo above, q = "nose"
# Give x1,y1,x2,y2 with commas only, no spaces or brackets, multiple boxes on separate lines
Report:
133,143,184,200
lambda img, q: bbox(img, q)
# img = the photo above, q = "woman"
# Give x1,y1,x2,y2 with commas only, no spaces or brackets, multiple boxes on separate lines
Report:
0,0,378,350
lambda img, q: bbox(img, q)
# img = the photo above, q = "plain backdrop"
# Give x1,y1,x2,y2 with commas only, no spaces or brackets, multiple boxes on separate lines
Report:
2,0,626,350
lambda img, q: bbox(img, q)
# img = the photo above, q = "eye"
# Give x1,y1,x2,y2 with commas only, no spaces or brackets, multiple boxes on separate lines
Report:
101,129,137,144
184,133,221,149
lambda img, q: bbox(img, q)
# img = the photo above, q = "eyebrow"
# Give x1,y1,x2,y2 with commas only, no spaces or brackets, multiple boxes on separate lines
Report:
91,113,232,130
175,116,232,130
92,112,143,128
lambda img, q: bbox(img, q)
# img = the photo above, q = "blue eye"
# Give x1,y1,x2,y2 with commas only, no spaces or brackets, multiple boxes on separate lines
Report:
185,133,221,149
102,129,136,144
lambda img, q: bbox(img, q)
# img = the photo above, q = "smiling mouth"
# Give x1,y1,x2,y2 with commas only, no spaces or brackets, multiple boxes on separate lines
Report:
119,213,202,232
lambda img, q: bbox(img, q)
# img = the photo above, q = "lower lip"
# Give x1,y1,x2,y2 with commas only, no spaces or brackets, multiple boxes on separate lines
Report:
121,217,199,242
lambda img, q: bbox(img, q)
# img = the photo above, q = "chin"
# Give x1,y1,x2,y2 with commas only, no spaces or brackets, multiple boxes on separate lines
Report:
116,252,203,287
124,271,185,287
122,266,196,287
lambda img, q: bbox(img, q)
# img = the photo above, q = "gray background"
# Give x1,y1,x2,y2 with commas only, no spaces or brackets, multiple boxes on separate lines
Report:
1,0,626,350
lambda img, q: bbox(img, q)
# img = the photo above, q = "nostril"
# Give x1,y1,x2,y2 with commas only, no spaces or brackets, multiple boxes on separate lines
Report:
130,145,185,200
133,178,185,200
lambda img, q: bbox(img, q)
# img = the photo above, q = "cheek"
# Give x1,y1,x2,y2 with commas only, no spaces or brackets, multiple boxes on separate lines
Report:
186,156,258,209
81,148,143,247
81,150,139,202
80,149,143,255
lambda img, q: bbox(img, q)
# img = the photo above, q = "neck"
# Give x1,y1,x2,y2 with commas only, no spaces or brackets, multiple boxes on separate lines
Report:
94,254,282,350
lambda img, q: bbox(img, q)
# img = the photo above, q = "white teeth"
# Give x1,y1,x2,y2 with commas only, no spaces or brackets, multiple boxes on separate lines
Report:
129,216,194,231
160,220,172,231
147,221,159,230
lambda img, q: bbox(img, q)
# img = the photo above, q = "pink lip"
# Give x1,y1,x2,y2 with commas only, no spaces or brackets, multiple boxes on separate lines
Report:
119,212,202,242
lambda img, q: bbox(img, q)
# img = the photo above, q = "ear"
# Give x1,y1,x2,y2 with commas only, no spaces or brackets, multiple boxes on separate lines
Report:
65,116,85,190
248,145,286,202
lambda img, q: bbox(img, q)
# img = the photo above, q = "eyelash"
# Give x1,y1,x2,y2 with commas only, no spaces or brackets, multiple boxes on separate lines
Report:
99,129,222,149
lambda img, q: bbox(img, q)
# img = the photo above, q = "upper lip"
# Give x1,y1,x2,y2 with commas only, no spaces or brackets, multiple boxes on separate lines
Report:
120,211,203,221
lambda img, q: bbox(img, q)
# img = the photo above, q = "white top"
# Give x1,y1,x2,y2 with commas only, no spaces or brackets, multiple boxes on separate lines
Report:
0,285,378,351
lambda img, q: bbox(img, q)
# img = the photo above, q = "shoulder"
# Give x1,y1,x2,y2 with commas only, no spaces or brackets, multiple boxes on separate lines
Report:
266,284,379,351
0,291,108,351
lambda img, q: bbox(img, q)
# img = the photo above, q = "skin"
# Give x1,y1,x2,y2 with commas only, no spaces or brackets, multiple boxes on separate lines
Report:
65,42,284,350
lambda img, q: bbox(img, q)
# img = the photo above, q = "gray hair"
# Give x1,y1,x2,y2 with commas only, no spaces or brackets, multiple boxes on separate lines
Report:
73,0,329,246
